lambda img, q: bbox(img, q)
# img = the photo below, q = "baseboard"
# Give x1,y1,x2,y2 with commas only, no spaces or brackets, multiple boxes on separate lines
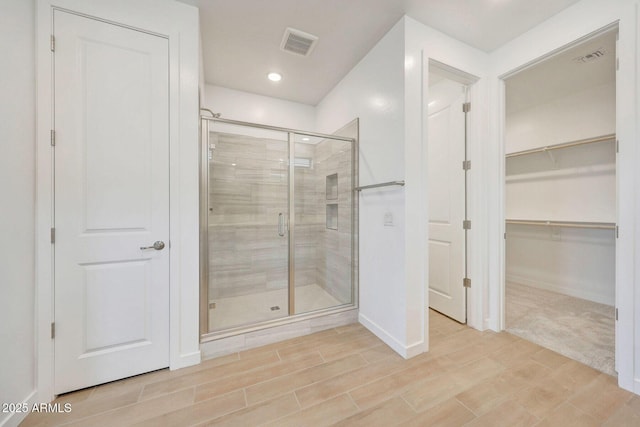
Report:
358,313,424,359
0,390,37,427
170,350,201,371
506,273,613,306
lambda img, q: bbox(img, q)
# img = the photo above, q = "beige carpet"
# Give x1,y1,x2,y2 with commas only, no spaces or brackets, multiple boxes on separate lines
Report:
506,282,615,376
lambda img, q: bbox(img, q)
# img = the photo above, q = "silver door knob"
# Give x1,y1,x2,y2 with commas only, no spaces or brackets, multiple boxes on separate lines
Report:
140,241,165,250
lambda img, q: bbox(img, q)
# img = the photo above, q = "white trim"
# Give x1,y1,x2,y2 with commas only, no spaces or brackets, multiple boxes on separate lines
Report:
0,391,38,427
36,0,200,402
172,351,202,370
358,312,425,358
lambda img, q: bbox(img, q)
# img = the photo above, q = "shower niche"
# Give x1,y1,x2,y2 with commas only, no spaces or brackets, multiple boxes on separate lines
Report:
326,173,338,230
200,117,358,337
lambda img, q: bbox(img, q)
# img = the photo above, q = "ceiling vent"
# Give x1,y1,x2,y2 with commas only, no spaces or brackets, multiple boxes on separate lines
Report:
573,48,607,63
280,27,318,57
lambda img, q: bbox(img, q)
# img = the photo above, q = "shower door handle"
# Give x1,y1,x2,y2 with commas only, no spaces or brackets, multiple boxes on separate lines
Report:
278,213,286,237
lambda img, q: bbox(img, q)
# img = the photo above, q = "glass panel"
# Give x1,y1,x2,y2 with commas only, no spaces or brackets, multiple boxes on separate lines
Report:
207,122,289,331
293,133,354,314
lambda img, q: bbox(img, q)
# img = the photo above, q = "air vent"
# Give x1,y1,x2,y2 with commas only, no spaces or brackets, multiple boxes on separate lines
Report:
573,48,607,63
280,27,318,57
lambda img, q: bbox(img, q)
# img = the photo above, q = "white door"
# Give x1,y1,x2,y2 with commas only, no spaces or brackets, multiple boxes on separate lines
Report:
53,10,170,394
428,80,467,323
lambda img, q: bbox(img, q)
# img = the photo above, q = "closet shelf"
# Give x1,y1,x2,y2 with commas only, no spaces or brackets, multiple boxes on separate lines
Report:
506,219,615,230
505,134,615,159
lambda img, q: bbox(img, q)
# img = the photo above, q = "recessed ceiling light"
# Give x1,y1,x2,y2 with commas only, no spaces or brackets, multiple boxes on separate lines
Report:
302,137,310,141
267,72,282,82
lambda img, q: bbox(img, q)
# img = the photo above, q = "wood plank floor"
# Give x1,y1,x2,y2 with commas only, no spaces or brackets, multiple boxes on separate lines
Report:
22,310,639,426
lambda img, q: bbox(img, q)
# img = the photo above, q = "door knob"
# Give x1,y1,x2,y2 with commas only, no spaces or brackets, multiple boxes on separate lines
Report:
140,241,165,250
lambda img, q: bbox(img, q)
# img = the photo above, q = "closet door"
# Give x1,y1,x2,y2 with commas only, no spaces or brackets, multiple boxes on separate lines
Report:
428,88,466,323
53,10,170,394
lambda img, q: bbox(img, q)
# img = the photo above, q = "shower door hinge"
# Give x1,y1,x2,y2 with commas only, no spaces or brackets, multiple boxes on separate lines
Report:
50,227,55,244
463,220,471,230
463,278,471,288
50,35,55,52
462,160,471,170
462,102,471,113
50,130,55,146
51,322,55,339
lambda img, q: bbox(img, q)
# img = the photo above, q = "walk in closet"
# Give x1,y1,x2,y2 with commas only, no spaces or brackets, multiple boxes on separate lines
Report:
504,30,617,375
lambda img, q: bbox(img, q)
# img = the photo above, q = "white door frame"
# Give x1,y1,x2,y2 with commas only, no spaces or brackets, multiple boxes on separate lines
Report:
488,1,638,394
426,60,479,325
36,0,201,403
420,52,489,337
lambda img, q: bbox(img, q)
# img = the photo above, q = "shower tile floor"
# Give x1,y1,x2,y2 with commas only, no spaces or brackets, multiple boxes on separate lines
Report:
209,284,341,331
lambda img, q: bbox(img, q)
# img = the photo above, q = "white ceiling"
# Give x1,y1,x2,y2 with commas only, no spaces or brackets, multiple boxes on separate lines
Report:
179,0,584,105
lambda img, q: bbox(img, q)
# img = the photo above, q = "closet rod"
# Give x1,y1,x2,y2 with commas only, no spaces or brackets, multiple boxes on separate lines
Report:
355,180,405,191
505,134,615,158
506,219,616,230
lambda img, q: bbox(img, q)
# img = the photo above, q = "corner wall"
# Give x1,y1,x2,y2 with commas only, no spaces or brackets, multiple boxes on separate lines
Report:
316,19,411,356
315,16,490,357
0,1,36,425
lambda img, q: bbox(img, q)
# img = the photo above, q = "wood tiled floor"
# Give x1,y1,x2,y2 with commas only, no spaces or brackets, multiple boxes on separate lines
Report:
22,311,640,426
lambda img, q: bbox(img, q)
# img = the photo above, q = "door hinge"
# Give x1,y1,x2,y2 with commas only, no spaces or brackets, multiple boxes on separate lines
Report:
616,139,619,153
462,160,471,170
50,227,55,244
504,232,507,240
50,130,55,146
463,278,471,288
50,35,55,52
463,220,471,230
462,102,471,113
615,308,618,321
616,226,619,238
616,58,619,71
51,322,55,339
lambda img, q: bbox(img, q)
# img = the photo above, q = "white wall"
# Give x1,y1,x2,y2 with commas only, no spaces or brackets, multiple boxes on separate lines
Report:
488,0,639,393
506,226,615,305
317,19,410,355
506,83,615,153
204,85,316,130
506,84,616,222
0,1,37,426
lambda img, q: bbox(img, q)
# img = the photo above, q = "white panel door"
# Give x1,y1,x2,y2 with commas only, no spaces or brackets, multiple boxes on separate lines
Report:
428,84,466,323
53,10,169,394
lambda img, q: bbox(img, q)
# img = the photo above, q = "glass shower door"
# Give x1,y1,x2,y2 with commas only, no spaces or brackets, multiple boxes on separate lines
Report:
206,123,290,331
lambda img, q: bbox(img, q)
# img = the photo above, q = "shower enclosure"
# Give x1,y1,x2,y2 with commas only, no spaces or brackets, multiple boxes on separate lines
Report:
200,116,358,337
